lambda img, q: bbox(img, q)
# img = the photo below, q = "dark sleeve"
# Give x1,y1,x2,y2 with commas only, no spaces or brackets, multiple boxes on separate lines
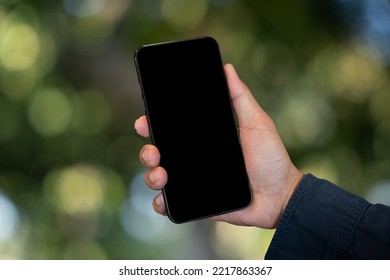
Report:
265,173,390,259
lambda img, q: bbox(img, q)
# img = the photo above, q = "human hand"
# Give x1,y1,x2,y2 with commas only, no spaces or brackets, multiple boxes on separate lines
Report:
134,64,303,229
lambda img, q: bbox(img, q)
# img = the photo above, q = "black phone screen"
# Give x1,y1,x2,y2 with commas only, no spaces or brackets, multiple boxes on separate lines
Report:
134,36,252,223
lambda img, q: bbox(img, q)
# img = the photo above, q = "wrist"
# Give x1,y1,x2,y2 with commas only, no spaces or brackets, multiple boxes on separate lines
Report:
279,167,304,224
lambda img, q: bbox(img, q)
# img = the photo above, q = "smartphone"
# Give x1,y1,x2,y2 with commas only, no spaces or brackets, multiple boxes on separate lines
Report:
134,36,252,223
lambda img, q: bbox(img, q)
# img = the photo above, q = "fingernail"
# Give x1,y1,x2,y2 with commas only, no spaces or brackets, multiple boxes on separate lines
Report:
155,194,163,206
149,170,158,183
134,117,141,132
142,148,152,164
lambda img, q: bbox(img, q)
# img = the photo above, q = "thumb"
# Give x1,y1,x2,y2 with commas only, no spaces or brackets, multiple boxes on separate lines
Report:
224,64,271,130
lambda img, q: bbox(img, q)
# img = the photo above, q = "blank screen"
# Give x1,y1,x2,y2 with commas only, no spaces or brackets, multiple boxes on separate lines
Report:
135,36,252,223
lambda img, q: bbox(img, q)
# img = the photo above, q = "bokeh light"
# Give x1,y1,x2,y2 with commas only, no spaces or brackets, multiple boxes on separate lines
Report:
0,23,40,71
28,87,73,137
44,165,105,216
120,172,184,243
276,91,336,148
366,180,390,205
120,171,220,259
0,14,57,99
63,0,107,18
213,223,273,259
0,192,20,242
310,45,385,102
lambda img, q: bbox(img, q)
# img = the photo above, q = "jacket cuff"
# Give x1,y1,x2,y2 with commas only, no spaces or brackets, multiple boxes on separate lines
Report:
265,173,369,259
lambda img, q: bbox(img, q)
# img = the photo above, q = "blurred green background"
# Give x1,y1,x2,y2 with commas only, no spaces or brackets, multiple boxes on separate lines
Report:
0,0,390,259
